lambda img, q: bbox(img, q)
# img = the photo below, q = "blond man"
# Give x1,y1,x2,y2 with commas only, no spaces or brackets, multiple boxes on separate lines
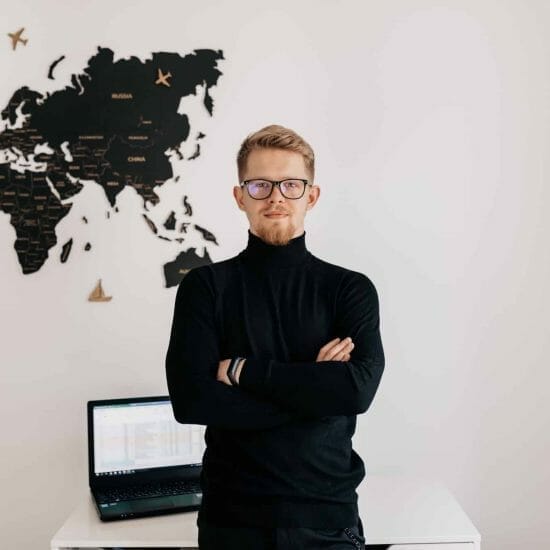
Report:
166,124,385,549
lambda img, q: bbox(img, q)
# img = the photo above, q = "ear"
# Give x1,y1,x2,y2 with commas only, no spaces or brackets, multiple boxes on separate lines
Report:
306,184,320,210
233,185,246,211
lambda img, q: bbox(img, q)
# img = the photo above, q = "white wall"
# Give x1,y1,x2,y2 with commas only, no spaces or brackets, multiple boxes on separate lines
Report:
1,1,549,548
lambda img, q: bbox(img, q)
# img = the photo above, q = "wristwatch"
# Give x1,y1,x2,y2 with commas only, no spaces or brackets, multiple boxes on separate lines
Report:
228,357,244,386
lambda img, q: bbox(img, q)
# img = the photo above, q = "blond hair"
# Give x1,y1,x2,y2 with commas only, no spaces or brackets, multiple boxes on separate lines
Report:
236,124,315,182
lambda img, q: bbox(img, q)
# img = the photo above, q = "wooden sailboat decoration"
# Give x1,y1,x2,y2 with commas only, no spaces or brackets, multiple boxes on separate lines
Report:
88,279,112,302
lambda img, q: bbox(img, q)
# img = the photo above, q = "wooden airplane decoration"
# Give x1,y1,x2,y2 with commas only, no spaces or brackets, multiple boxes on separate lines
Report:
8,27,28,50
155,68,172,87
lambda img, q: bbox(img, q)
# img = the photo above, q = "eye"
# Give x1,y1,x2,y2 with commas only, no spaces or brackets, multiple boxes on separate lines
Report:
284,180,301,188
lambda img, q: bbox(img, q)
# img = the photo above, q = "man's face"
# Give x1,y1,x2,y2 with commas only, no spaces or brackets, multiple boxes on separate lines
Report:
233,147,320,246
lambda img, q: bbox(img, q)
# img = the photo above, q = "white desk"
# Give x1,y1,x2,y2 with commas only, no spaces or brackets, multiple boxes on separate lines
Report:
50,474,481,549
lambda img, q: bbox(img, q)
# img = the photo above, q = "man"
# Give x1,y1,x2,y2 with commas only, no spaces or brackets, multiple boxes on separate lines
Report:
165,124,385,549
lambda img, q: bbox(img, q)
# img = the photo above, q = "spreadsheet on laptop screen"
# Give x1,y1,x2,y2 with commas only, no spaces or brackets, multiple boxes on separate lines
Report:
93,401,206,475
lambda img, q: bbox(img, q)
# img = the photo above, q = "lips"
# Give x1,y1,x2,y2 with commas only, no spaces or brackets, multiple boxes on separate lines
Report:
265,211,287,216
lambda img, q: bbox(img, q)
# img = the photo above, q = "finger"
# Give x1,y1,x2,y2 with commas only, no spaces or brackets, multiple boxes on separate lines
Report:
341,350,353,361
320,338,341,351
318,339,342,358
337,337,353,347
329,338,353,354
331,342,355,360
318,338,353,361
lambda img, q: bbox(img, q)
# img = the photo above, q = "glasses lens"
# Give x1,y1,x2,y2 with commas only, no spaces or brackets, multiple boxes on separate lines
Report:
247,180,272,199
246,179,305,199
280,179,305,199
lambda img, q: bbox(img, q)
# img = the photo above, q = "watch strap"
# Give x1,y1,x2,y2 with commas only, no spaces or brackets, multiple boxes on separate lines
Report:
228,357,243,386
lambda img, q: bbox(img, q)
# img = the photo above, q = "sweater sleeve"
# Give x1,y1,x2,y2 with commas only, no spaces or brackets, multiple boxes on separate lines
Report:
165,267,296,431
238,272,385,417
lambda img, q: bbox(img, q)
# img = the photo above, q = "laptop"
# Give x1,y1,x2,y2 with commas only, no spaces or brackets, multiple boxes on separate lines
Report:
88,395,205,521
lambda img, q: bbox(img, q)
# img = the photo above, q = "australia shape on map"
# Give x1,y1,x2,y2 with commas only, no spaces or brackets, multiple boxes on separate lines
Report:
0,46,224,287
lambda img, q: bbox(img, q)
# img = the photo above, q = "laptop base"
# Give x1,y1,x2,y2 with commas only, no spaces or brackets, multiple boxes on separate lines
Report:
94,491,202,521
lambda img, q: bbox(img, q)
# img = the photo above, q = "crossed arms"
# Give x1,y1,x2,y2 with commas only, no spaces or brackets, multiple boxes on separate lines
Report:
165,267,385,431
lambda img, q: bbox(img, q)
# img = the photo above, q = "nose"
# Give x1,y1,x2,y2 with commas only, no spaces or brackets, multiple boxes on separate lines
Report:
268,183,286,202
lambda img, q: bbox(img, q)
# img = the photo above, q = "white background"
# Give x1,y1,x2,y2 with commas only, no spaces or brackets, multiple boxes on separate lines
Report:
1,1,549,548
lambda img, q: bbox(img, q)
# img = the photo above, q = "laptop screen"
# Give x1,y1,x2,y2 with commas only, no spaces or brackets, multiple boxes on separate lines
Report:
91,398,206,476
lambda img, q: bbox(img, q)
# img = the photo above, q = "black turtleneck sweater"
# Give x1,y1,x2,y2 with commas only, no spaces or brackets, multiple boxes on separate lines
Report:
165,229,385,528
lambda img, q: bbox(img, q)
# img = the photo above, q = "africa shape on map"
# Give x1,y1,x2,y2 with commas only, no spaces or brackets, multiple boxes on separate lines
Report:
0,47,223,287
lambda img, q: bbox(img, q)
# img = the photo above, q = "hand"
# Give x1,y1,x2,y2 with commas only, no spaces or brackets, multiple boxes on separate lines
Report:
316,337,354,362
217,358,246,386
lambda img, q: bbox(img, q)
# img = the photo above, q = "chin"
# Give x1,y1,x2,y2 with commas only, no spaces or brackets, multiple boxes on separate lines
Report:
255,218,297,246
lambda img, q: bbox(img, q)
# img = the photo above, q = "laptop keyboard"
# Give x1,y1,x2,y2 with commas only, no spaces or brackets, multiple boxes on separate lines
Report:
95,479,202,504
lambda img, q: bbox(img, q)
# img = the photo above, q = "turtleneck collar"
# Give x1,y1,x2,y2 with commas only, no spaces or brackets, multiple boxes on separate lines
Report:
239,228,311,269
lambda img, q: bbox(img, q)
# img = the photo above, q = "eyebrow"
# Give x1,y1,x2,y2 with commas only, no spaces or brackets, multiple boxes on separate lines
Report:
247,176,303,180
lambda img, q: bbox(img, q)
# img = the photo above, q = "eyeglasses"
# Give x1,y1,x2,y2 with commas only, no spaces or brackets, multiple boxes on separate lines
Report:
240,179,310,200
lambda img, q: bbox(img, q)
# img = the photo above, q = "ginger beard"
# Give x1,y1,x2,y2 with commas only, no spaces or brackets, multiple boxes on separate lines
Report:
255,214,298,246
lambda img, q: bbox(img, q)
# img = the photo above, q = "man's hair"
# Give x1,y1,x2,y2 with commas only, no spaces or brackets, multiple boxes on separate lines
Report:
236,124,315,183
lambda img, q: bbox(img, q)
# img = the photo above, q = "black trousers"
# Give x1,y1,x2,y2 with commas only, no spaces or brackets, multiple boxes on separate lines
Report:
197,515,366,549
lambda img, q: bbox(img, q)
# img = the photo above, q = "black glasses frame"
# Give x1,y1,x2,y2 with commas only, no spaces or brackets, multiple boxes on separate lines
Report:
240,179,310,200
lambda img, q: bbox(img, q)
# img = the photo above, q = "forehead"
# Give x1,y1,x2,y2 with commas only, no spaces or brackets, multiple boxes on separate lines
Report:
244,148,307,178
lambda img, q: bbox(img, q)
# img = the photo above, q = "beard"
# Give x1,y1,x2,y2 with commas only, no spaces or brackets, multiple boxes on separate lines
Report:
255,217,298,246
